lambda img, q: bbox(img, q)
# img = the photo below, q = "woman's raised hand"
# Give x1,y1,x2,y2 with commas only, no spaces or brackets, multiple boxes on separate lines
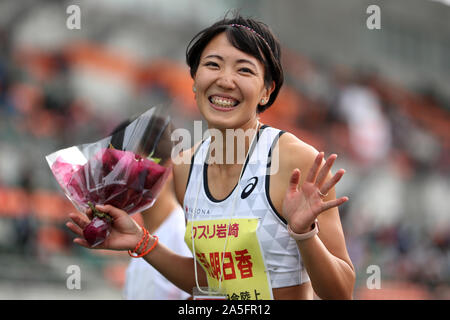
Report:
282,152,348,234
66,204,143,251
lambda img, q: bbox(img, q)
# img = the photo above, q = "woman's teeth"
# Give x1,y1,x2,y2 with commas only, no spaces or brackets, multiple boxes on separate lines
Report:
210,96,239,108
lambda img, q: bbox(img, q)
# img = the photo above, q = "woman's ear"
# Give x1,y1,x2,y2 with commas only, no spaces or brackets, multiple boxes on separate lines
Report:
262,81,276,104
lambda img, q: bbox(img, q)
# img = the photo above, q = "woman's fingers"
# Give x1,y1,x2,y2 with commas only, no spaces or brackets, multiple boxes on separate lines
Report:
68,211,90,229
85,208,93,220
66,221,83,237
72,204,126,224
95,204,126,220
319,168,346,196
66,213,90,247
67,222,107,249
315,154,337,188
317,168,348,212
306,152,324,183
73,237,92,248
321,196,349,212
288,169,301,193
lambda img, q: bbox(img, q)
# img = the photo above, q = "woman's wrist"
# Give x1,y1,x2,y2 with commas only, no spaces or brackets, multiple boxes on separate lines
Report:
128,226,159,257
287,219,319,241
288,219,314,234
129,226,145,251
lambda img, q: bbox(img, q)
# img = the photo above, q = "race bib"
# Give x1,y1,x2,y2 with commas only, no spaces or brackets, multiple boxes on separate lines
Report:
185,217,273,300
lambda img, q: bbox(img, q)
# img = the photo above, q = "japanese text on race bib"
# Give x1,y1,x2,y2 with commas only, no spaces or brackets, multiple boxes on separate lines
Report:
185,218,273,300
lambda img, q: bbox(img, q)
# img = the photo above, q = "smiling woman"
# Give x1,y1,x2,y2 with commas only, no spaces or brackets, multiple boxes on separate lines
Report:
67,13,355,300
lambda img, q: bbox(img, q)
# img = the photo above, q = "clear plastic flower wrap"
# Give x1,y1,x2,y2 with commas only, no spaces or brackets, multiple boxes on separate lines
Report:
45,106,173,247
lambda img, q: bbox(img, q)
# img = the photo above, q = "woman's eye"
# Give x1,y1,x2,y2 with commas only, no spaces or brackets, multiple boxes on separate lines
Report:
204,62,219,68
239,67,255,74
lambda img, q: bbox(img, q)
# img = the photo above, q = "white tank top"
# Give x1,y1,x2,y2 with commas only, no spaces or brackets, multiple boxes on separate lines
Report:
183,125,309,291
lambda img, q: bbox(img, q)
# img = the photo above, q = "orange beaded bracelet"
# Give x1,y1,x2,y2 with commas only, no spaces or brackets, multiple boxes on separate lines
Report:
131,227,149,253
128,226,159,258
131,235,159,258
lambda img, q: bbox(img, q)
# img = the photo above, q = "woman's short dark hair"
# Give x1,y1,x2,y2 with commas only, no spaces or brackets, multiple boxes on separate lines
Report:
186,14,284,113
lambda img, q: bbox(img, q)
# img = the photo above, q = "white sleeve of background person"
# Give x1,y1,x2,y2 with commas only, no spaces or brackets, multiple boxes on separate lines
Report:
123,207,192,300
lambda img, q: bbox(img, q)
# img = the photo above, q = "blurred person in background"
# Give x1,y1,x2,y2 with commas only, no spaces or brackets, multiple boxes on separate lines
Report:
67,13,355,300
336,74,392,169
109,119,192,300
123,169,192,300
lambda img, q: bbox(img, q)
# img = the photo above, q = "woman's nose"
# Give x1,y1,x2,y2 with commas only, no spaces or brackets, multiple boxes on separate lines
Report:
216,70,236,90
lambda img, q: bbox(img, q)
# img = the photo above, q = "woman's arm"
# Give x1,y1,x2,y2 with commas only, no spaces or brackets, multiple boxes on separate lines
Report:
294,215,355,299
271,133,355,299
67,204,207,294
142,236,208,294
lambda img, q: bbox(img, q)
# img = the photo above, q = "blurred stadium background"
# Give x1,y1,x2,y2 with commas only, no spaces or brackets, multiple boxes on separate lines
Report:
0,0,448,299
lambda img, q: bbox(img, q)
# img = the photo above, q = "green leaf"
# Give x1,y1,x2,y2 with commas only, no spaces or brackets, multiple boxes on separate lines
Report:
147,151,161,164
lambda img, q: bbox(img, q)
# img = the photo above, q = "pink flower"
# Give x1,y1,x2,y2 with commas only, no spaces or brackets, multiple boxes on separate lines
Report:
51,157,82,187
51,157,84,203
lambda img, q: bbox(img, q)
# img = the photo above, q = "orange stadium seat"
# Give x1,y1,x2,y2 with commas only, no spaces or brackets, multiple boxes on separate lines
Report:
36,224,68,253
31,189,75,223
0,188,29,218
64,41,140,84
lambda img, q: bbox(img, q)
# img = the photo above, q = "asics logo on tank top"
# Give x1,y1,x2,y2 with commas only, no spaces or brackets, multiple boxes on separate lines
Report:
241,176,258,199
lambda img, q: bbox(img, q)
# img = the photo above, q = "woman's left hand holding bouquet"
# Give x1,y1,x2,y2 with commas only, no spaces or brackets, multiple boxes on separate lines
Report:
67,204,144,251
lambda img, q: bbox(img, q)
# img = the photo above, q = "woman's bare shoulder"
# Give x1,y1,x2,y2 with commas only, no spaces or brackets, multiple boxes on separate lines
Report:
276,131,320,174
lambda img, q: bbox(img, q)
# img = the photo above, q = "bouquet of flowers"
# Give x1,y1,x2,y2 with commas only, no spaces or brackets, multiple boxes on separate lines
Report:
46,107,173,247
